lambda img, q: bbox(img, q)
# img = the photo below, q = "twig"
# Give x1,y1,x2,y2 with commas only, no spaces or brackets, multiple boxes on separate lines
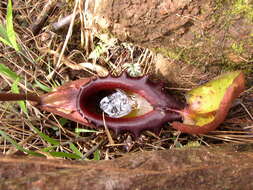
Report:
29,0,58,35
82,140,104,159
240,102,253,120
51,0,91,32
52,0,79,78
0,93,41,103
171,131,181,148
102,112,115,145
42,48,108,76
52,13,77,31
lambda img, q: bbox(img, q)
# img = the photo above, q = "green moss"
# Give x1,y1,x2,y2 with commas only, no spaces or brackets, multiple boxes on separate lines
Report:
232,0,253,22
231,42,244,54
213,0,253,31
154,47,182,61
214,57,253,74
184,141,201,148
154,46,210,66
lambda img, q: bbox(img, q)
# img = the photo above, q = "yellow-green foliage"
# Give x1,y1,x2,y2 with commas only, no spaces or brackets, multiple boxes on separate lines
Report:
186,71,242,126
231,42,244,54
232,0,253,21
187,71,242,113
154,47,182,61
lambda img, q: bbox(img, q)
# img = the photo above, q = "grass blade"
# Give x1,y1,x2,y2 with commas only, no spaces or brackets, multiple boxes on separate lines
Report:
0,64,27,114
0,36,12,47
0,129,43,157
49,151,82,159
69,142,83,158
59,118,69,126
34,80,52,92
31,126,60,146
75,128,99,133
0,25,12,47
0,63,19,81
41,143,84,159
41,145,59,152
92,150,100,161
0,24,8,39
29,123,83,159
6,0,19,51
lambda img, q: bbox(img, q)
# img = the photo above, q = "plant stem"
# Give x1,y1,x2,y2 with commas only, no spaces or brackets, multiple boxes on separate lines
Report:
0,93,41,103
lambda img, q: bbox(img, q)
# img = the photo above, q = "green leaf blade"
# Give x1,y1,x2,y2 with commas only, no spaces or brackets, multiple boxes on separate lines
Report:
0,129,43,157
31,126,60,146
34,80,52,92
69,142,83,158
49,151,81,159
6,0,20,51
0,24,12,47
0,63,19,81
75,128,98,134
92,150,100,161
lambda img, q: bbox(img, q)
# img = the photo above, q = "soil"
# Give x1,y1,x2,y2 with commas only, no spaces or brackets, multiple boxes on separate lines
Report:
0,0,253,189
89,0,253,73
1,144,253,190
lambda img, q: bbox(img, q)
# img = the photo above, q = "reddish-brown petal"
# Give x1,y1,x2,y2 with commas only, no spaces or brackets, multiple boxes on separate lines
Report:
38,78,92,126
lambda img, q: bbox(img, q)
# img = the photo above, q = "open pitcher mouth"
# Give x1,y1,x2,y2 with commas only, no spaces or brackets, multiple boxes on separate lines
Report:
78,87,153,119
75,73,182,136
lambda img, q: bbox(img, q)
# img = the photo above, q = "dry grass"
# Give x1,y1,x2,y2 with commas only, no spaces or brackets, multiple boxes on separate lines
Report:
0,0,252,160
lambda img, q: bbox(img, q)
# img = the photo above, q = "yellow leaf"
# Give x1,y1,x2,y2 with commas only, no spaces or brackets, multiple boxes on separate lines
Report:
186,71,241,114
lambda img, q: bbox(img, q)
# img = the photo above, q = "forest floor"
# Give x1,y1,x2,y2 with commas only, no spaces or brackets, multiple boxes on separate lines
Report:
0,0,252,161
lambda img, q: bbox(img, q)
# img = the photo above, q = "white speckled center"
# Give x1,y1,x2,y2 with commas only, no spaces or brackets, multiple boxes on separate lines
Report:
99,89,137,118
